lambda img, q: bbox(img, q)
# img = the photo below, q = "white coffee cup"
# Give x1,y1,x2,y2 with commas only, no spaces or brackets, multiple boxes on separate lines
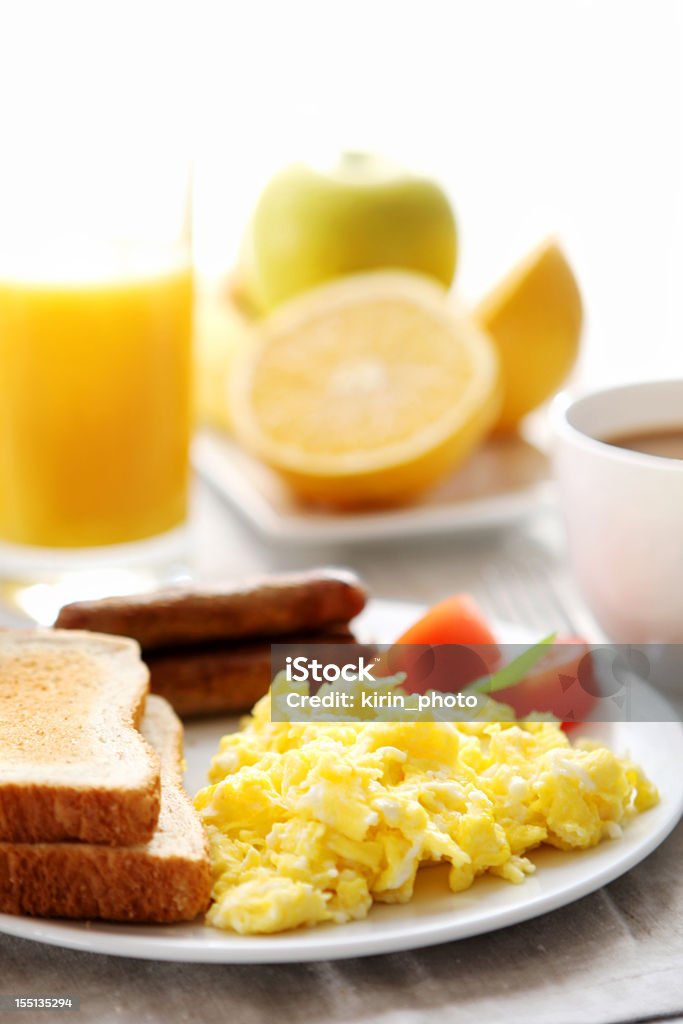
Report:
552,380,683,642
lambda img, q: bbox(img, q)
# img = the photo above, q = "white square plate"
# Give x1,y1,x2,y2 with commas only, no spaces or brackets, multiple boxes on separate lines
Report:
193,429,552,544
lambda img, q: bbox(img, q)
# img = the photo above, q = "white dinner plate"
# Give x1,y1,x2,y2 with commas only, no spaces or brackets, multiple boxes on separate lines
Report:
193,428,552,543
1,600,681,962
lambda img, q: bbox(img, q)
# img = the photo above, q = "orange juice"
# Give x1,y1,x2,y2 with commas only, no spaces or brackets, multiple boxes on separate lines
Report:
0,259,193,548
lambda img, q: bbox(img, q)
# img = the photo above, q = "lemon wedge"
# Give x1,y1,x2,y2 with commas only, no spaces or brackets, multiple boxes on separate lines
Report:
230,271,501,508
475,239,583,432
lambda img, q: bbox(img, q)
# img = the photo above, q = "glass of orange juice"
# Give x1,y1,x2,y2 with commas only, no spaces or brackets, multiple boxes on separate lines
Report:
0,135,193,621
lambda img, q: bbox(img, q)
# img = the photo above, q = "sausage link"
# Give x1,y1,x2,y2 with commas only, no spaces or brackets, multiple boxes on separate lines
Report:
145,627,374,718
55,569,367,651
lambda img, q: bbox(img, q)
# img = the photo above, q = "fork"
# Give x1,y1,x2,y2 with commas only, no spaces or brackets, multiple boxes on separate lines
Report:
473,537,604,640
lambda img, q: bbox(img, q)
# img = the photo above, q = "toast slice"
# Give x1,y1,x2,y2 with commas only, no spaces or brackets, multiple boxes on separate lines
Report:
0,629,160,845
0,696,212,923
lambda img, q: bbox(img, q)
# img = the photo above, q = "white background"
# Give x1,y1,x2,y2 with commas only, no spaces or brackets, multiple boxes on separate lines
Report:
1,0,681,386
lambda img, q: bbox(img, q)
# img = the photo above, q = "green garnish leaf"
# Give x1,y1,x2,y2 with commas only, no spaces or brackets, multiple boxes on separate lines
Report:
463,634,556,697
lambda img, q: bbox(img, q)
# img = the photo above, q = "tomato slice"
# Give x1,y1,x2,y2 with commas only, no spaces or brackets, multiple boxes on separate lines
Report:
492,634,598,727
396,594,499,650
386,594,501,694
385,600,597,725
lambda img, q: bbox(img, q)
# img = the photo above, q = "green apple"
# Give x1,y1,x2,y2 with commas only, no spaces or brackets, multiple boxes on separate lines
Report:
242,153,457,314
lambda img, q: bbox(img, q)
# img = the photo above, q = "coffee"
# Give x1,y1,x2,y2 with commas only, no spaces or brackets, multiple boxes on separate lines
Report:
604,427,683,460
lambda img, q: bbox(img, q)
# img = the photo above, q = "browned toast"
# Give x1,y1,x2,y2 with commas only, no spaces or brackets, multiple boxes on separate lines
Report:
0,630,160,845
0,696,211,923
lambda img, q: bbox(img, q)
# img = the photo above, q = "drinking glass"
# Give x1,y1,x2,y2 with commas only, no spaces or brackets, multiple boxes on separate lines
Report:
0,120,193,623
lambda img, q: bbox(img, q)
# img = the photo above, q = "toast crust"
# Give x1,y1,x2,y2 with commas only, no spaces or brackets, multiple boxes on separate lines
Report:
0,630,160,845
0,697,211,923
0,844,211,923
0,778,160,848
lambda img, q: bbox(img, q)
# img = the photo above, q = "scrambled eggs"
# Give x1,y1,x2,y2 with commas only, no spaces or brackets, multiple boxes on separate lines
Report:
195,680,658,934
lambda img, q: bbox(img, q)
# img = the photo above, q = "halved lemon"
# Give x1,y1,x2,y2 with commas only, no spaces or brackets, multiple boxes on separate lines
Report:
475,239,583,432
230,271,501,508
194,282,255,432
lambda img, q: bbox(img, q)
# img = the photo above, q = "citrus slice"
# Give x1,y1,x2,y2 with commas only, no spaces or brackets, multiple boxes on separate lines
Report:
194,283,254,432
230,271,501,508
475,239,582,432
